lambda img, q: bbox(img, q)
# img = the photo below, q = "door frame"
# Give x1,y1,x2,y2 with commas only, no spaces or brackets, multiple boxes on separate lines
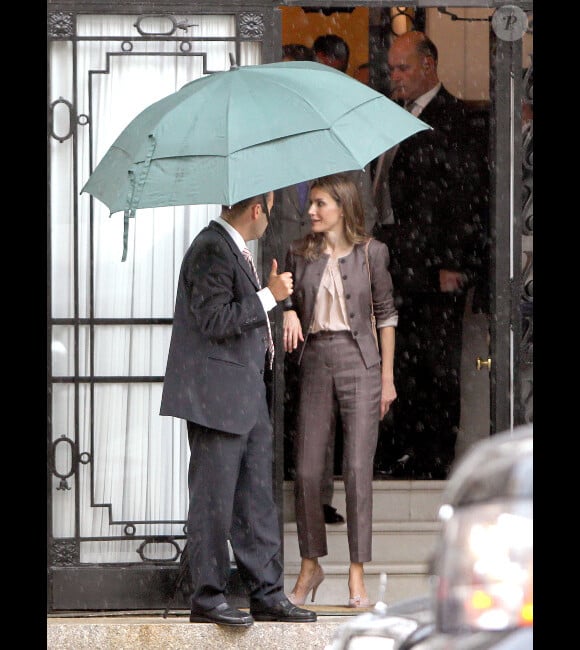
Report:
47,0,533,612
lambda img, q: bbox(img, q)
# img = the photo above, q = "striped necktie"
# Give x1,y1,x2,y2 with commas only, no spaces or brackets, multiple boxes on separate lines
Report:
242,247,274,368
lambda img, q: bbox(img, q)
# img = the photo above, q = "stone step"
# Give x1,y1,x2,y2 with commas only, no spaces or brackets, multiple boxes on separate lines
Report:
48,483,445,646
283,520,441,566
47,611,354,650
282,480,445,605
283,562,431,606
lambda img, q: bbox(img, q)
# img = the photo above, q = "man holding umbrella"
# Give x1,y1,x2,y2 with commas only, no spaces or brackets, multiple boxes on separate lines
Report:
160,192,317,627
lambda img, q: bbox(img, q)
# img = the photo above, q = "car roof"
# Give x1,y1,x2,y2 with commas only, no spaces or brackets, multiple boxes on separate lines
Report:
441,424,533,508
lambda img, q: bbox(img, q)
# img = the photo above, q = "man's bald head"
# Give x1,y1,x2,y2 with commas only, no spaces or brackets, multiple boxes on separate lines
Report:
387,31,439,104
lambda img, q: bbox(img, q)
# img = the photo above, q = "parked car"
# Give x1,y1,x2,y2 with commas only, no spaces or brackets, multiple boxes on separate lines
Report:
326,424,533,650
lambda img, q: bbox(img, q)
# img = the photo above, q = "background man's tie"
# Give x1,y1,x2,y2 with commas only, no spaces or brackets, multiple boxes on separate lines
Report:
243,247,275,368
296,181,309,212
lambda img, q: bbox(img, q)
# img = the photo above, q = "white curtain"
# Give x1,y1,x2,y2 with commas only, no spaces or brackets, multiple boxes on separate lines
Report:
50,13,261,562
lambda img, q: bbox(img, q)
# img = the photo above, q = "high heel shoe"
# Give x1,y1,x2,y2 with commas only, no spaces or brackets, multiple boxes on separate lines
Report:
348,595,371,608
288,565,325,605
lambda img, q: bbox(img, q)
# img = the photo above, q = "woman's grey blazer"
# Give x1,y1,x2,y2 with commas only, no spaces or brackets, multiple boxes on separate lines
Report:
284,238,397,369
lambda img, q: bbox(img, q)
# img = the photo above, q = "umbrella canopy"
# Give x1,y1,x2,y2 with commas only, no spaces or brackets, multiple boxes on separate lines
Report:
81,59,429,257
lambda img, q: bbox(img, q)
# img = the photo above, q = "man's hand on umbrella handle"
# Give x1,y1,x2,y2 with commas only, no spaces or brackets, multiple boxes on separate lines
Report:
267,259,293,302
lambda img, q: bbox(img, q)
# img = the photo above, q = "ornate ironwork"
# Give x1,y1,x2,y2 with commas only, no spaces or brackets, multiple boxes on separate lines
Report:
51,539,79,566
48,11,74,39
49,97,74,144
133,14,198,36
520,54,533,423
50,434,77,491
137,537,181,563
437,7,490,22
239,12,264,39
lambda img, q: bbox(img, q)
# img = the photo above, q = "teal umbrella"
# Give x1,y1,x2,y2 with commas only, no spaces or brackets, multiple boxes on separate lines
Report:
81,58,429,258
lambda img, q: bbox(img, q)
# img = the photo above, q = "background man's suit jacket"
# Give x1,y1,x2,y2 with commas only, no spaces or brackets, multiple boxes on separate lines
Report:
384,85,487,296
160,220,271,435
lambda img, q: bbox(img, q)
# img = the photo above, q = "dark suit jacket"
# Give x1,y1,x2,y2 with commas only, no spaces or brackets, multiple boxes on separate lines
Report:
160,220,271,435
384,85,488,296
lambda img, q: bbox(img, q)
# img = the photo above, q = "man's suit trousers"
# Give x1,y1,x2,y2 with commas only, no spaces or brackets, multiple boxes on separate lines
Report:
186,393,284,611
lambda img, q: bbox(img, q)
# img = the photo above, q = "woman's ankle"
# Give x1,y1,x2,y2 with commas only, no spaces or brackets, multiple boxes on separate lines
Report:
348,564,367,596
301,558,319,574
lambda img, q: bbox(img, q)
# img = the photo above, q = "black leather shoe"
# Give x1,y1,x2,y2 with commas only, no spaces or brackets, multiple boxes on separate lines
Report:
323,504,345,524
250,597,317,622
430,458,450,480
189,602,254,627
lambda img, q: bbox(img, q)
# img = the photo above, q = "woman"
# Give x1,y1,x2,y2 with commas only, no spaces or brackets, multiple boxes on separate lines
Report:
283,173,397,608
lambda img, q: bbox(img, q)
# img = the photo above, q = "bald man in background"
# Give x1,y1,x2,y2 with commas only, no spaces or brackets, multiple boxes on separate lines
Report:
372,31,489,479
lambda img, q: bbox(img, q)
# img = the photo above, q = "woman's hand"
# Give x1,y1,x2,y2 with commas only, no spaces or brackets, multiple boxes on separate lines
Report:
380,376,397,419
283,310,304,353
